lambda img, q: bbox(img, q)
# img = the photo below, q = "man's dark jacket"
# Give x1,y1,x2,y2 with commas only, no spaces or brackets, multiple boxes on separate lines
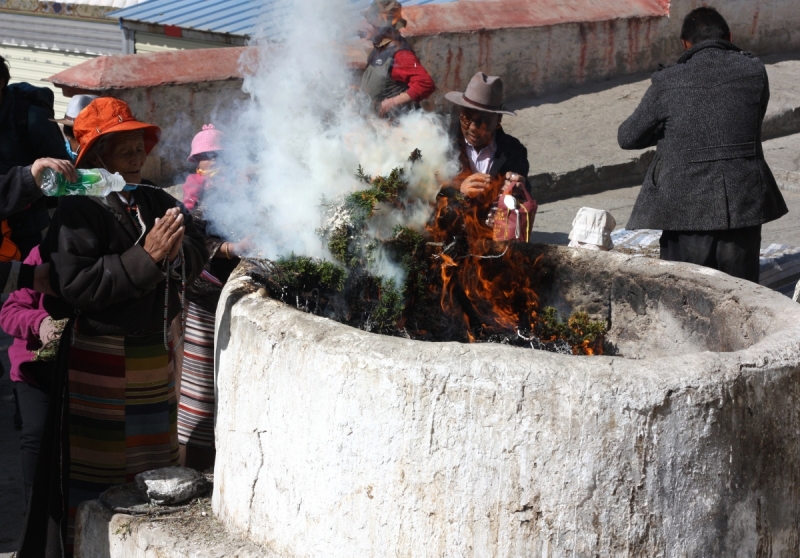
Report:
457,128,531,191
0,86,70,255
435,128,531,235
0,166,42,290
0,165,41,219
619,39,787,231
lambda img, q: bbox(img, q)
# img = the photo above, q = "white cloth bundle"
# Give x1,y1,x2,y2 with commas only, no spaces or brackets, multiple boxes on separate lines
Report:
568,207,617,251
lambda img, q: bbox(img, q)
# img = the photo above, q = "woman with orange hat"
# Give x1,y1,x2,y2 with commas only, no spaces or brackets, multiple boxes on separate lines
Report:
18,97,208,556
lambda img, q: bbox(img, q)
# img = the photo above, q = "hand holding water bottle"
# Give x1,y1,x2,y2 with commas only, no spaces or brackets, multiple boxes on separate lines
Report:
31,158,77,188
39,166,129,197
143,208,184,263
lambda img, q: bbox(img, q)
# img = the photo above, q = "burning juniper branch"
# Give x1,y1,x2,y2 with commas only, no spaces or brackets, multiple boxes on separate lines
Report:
425,172,607,354
249,151,606,354
254,151,426,333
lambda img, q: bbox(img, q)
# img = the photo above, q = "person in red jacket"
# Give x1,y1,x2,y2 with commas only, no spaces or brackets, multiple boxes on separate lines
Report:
360,0,435,117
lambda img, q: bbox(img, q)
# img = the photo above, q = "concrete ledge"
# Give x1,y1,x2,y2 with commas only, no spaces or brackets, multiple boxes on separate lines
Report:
213,249,800,556
74,500,277,558
773,168,800,192
528,151,655,204
765,133,800,193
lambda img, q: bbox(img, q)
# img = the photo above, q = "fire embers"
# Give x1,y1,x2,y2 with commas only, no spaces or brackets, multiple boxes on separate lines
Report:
425,177,604,355
248,160,605,355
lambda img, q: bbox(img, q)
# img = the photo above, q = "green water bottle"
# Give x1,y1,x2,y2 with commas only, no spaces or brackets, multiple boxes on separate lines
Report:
40,168,129,197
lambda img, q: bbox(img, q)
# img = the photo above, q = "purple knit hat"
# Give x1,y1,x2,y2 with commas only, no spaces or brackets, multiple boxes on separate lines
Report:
188,124,224,162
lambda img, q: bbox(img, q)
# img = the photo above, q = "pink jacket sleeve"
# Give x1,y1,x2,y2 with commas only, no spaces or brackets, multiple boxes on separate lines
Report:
182,173,207,211
0,246,47,342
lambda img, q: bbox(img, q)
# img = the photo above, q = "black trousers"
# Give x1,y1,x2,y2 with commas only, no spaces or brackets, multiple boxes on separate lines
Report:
14,381,49,513
659,225,761,283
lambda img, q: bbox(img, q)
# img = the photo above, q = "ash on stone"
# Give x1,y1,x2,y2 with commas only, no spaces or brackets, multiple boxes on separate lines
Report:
135,466,208,506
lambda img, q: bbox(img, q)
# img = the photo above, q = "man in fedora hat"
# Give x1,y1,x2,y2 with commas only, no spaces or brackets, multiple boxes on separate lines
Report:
445,72,530,199
0,55,71,259
51,94,98,162
360,0,435,117
0,158,76,294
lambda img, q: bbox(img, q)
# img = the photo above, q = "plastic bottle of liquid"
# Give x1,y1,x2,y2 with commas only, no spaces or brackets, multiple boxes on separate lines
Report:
40,168,134,197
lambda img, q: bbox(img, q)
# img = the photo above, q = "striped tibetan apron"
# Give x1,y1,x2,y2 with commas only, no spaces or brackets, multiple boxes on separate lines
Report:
66,330,179,546
177,302,216,448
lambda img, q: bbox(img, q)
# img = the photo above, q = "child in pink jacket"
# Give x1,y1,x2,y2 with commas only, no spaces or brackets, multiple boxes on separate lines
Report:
0,245,57,510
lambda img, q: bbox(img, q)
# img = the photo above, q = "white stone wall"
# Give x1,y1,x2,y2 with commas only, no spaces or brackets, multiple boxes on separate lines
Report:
410,0,800,103
105,81,248,185
213,254,800,557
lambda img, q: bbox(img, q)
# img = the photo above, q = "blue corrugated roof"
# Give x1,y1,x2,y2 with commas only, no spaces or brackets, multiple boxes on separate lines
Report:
109,0,458,37
108,0,268,36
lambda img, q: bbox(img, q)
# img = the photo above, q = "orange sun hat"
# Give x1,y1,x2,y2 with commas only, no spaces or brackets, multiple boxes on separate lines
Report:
73,97,161,168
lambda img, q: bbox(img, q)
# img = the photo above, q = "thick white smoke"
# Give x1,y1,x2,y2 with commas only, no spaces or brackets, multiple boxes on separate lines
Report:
203,0,459,270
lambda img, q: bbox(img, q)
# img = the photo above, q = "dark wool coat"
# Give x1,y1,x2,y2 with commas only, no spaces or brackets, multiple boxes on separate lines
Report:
0,87,69,174
0,166,44,290
619,39,787,231
0,86,71,254
44,187,207,336
0,165,41,220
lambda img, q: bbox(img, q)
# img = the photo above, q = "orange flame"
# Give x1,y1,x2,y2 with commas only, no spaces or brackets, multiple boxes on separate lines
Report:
427,173,599,355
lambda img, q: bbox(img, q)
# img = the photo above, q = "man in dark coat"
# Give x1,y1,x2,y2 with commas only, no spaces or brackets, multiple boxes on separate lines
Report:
0,158,75,293
0,56,71,258
445,72,530,197
618,7,786,282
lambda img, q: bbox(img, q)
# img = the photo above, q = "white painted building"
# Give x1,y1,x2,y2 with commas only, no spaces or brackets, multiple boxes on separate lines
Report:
0,0,148,114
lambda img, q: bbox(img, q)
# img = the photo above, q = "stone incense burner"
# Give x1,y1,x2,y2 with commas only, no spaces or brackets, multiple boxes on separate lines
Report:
212,245,800,557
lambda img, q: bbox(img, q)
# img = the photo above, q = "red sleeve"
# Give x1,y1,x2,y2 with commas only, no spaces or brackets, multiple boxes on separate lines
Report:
391,50,436,103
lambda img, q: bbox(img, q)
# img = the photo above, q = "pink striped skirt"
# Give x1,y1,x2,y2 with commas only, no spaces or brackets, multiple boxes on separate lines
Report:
177,302,216,448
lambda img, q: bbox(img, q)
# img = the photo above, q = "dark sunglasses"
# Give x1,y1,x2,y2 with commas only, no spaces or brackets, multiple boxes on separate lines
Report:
459,111,495,128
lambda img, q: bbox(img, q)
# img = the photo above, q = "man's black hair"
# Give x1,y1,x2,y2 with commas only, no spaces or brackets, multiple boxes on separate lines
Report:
0,55,9,86
63,125,74,140
681,7,731,45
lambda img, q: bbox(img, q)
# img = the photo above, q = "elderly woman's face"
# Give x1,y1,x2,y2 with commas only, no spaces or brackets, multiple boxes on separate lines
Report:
101,131,147,184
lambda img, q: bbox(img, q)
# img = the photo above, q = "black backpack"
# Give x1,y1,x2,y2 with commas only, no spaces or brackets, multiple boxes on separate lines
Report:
8,82,56,157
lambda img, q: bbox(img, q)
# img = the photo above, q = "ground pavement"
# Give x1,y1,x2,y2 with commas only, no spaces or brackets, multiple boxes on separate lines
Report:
530,132,800,248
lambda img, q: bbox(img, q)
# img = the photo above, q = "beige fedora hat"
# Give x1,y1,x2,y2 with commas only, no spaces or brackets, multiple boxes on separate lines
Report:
50,94,98,125
445,72,516,116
